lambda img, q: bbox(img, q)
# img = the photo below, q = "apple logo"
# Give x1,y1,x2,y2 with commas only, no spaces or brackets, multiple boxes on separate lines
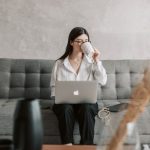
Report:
73,90,79,96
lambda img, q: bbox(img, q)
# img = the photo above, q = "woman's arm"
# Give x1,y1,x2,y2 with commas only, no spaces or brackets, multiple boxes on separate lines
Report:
93,61,107,86
92,48,107,86
50,61,59,97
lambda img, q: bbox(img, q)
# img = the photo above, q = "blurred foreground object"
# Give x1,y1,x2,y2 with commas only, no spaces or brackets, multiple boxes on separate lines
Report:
106,68,150,150
13,99,43,150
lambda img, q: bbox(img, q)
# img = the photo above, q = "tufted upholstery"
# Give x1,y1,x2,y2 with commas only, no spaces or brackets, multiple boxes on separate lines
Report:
0,58,150,144
0,59,149,101
0,59,54,99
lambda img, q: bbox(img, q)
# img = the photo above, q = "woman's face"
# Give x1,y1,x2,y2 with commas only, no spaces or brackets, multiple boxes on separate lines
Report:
70,34,89,53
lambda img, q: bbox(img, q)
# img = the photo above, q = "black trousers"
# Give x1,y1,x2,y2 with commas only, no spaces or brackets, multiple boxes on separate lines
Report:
53,103,98,144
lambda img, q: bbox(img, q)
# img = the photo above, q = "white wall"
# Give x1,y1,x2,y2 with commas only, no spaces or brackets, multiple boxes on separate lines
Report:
0,0,150,60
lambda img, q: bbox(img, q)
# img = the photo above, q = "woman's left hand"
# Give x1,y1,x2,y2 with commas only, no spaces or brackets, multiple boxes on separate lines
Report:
93,48,101,63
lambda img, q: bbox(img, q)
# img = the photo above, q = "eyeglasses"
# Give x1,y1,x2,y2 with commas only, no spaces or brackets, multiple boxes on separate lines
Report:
73,40,91,45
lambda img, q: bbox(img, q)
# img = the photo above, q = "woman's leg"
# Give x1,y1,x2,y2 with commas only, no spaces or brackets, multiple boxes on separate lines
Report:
75,103,98,145
53,104,75,144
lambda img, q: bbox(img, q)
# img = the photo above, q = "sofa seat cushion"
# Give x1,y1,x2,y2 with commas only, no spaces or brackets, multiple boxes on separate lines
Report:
1,98,150,144
95,103,150,144
136,104,150,143
42,109,59,136
0,99,54,136
95,110,140,145
0,99,18,135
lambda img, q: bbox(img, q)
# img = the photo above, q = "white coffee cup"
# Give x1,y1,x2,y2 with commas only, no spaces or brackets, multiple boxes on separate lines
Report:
81,42,94,62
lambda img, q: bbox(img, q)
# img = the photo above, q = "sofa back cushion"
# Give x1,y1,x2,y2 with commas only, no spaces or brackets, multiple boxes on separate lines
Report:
0,59,54,99
0,58,150,100
99,60,150,100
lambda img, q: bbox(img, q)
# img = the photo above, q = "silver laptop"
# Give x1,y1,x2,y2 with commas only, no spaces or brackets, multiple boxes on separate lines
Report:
55,81,98,104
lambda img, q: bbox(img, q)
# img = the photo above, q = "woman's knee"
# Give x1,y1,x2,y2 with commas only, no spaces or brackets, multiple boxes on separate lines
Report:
62,104,74,114
79,104,91,111
53,104,74,116
78,104,98,115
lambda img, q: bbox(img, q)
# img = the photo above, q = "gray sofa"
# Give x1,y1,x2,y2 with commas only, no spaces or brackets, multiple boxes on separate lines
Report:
0,58,150,145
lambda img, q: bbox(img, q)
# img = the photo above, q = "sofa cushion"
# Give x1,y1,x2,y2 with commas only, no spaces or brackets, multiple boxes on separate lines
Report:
0,59,55,99
102,60,150,100
0,99,17,135
0,98,150,144
1,59,150,101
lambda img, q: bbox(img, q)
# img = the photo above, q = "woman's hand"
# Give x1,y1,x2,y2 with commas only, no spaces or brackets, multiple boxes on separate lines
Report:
93,48,101,63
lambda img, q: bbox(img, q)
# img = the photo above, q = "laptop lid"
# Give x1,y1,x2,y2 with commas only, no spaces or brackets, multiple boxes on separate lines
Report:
55,81,98,104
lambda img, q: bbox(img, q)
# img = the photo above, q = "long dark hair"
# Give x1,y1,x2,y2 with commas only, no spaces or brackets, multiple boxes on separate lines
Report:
58,27,90,60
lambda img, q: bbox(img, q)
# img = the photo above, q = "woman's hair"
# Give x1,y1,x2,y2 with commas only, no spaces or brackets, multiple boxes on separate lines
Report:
58,27,90,60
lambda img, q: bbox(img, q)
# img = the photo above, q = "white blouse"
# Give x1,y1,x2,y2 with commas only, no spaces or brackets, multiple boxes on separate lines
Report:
50,55,107,97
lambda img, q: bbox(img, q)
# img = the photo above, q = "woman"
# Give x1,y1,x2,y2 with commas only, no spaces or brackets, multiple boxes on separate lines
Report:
50,27,107,145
